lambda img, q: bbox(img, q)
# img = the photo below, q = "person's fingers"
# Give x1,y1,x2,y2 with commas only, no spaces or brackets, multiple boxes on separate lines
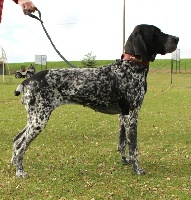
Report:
20,2,36,14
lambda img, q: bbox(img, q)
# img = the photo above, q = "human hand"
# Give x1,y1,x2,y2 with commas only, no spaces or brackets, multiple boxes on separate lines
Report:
18,0,36,14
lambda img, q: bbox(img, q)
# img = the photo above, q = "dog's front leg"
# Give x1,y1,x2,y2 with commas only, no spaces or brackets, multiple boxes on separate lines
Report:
122,110,145,174
118,114,129,164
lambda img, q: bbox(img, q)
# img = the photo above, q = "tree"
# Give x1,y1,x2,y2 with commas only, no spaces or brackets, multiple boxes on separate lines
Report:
81,52,96,68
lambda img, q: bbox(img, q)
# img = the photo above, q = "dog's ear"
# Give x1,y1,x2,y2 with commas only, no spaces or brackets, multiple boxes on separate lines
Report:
132,34,148,62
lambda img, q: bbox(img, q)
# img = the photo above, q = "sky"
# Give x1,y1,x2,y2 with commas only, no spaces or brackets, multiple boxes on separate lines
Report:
0,0,190,63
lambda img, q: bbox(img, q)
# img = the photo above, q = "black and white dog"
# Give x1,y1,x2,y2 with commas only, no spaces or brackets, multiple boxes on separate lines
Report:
12,24,179,178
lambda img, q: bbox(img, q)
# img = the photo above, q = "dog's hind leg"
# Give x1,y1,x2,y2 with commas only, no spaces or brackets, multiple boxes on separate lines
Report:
11,127,27,166
11,105,53,178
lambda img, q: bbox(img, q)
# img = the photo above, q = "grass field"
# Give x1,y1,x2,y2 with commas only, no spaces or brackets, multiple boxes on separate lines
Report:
0,67,191,199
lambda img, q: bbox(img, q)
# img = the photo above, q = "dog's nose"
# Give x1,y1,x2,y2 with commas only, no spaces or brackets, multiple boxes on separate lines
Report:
174,36,179,43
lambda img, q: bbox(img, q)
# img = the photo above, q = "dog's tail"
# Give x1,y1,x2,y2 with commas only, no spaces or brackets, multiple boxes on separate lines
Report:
14,83,24,96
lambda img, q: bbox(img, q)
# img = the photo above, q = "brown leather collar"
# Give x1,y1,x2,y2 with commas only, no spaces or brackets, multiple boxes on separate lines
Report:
122,54,150,65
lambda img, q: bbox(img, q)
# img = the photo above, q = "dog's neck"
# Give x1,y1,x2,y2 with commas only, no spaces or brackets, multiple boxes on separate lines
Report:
121,53,150,65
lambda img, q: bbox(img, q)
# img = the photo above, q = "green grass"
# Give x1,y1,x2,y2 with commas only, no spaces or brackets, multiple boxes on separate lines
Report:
149,59,191,73
0,71,191,199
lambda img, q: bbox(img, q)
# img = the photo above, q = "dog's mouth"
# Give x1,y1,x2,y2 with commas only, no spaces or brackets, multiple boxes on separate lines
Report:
160,36,179,55
172,44,178,52
160,44,179,55
164,45,178,54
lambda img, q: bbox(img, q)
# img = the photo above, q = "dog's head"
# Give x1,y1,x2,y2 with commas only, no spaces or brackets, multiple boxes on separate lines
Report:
125,24,179,62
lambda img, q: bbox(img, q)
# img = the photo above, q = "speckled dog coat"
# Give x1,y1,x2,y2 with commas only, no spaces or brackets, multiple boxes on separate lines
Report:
12,24,179,178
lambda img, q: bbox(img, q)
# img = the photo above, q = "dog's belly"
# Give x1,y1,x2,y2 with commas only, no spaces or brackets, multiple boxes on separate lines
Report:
80,101,120,114
64,93,121,114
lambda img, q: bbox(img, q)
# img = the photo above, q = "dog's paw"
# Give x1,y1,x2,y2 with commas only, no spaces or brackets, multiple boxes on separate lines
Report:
133,167,146,175
16,170,29,178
